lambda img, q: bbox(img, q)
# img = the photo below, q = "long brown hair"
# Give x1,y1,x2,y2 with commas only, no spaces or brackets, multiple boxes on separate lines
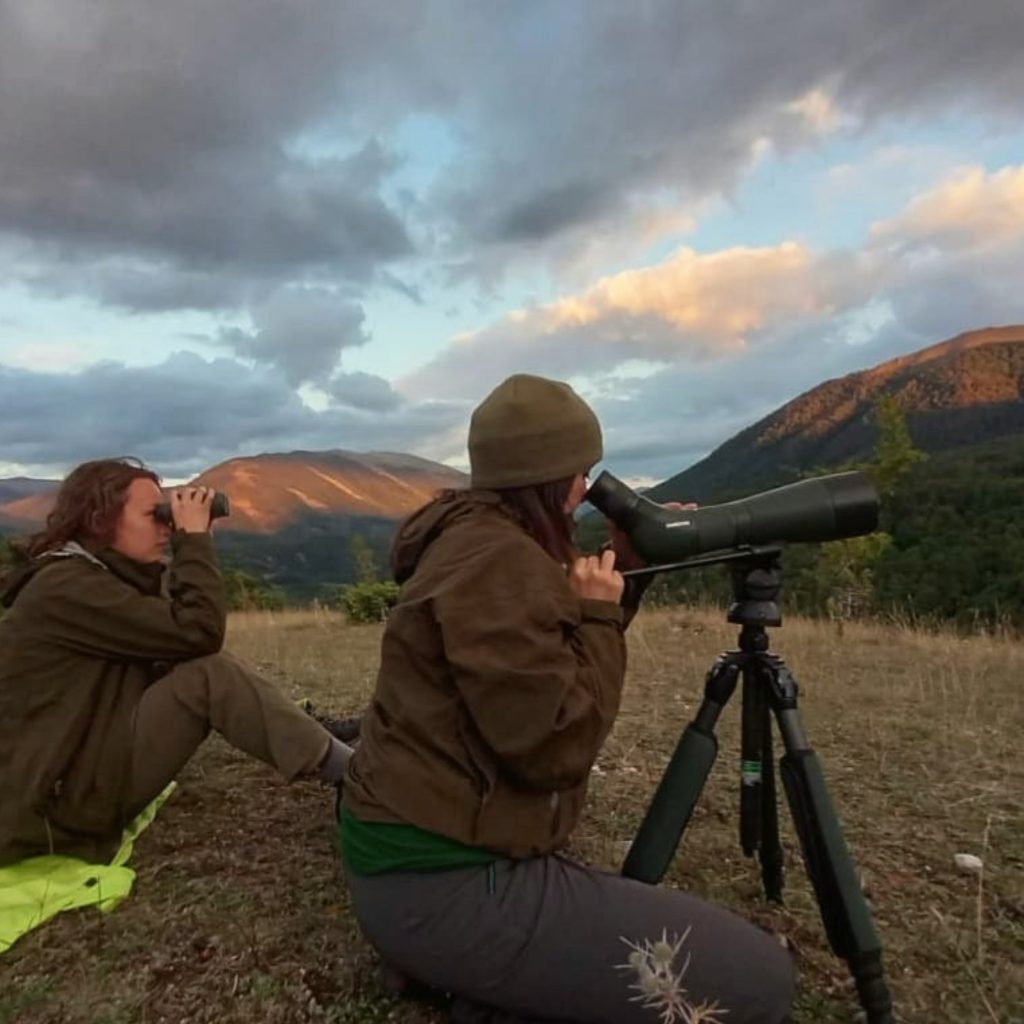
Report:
25,457,161,557
495,476,578,565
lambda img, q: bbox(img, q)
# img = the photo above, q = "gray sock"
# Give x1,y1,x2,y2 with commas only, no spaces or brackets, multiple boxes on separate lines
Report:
318,738,354,784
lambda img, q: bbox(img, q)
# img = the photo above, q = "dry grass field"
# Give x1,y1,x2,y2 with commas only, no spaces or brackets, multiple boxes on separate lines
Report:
2,606,1022,1024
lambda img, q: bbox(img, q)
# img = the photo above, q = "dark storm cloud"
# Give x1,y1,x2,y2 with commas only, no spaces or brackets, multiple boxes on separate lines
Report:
214,288,370,387
0,3,414,305
378,271,425,306
18,259,248,315
328,371,403,412
3,142,412,301
4,1,1023,301
486,179,617,244
0,353,467,478
399,1,1024,272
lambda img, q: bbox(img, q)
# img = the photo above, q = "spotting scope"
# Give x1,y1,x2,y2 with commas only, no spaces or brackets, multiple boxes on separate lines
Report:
585,471,878,564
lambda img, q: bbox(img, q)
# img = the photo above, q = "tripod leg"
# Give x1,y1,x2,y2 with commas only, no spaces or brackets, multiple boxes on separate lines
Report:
739,660,785,901
739,666,764,857
768,661,895,1024
758,702,785,903
622,657,740,884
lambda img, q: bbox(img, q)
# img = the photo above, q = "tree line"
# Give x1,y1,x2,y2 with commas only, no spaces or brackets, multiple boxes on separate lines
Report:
638,398,1024,629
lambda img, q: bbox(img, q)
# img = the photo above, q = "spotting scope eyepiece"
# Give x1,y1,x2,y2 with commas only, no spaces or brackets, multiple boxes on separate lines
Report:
585,471,878,564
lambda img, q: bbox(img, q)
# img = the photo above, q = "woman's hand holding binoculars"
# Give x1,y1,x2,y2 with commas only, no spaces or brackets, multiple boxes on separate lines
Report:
152,489,230,530
170,487,216,533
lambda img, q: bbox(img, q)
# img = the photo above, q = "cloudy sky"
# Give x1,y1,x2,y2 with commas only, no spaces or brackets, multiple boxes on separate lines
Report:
2,1,1023,484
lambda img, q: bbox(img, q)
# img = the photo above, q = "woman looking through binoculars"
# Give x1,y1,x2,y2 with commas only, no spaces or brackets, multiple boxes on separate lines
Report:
0,459,351,866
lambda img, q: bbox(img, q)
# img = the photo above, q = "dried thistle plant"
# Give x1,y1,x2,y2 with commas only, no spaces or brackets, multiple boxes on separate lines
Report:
616,926,728,1024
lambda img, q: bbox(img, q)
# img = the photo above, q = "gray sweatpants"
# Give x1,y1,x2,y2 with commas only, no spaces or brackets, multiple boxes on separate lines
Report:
347,855,794,1024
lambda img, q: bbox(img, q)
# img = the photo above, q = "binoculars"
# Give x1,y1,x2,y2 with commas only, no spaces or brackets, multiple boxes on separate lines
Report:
153,491,231,527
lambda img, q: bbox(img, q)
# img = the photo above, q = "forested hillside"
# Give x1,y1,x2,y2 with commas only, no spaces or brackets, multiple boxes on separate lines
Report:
649,326,1024,503
634,419,1024,628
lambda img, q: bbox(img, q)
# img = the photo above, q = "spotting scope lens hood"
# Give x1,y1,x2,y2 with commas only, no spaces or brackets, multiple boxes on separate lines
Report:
584,471,879,564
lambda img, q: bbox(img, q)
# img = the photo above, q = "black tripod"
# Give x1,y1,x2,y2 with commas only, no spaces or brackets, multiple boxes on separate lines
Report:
621,548,894,1024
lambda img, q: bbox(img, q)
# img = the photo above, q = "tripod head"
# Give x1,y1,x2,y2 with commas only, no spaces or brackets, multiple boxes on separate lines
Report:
620,543,784,629
727,551,782,630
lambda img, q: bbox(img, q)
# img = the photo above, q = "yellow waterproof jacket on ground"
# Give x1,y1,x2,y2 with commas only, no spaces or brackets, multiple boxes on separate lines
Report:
0,534,225,866
343,490,627,858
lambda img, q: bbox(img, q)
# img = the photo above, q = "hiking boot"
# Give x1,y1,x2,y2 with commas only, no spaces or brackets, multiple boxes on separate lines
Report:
299,699,363,743
317,712,362,743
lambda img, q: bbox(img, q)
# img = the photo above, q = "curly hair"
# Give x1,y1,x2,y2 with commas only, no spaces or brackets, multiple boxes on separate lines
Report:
25,457,161,557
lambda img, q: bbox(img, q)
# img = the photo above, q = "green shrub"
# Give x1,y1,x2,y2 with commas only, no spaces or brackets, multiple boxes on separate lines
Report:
338,580,400,623
223,568,287,611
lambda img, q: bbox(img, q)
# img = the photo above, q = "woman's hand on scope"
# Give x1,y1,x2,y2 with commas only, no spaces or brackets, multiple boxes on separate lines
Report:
171,487,215,533
569,549,625,604
608,500,698,570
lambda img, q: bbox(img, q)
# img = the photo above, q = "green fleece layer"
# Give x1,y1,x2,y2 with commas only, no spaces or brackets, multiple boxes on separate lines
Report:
339,805,498,875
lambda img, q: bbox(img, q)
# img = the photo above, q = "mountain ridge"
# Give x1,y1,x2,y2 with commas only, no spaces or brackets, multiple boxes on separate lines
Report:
0,451,467,533
648,324,1024,503
0,477,58,509
190,449,467,532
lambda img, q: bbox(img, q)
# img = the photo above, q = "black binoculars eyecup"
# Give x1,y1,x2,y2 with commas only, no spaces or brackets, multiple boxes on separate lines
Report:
152,491,231,527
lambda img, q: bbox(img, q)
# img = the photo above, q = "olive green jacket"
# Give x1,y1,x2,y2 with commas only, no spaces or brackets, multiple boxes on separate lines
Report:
343,491,628,858
0,534,225,865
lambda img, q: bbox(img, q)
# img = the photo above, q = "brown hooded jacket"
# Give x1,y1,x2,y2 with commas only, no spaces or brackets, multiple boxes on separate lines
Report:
0,533,225,865
343,490,627,858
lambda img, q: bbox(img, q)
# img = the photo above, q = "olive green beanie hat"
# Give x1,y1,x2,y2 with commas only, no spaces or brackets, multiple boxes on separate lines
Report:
469,374,603,489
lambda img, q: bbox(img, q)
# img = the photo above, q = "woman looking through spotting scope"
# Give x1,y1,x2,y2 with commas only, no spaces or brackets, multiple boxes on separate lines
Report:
340,374,795,1024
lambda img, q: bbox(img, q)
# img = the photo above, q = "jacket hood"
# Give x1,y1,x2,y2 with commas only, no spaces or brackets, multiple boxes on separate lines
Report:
0,561,39,609
1,541,106,609
391,489,509,584
1,541,164,608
